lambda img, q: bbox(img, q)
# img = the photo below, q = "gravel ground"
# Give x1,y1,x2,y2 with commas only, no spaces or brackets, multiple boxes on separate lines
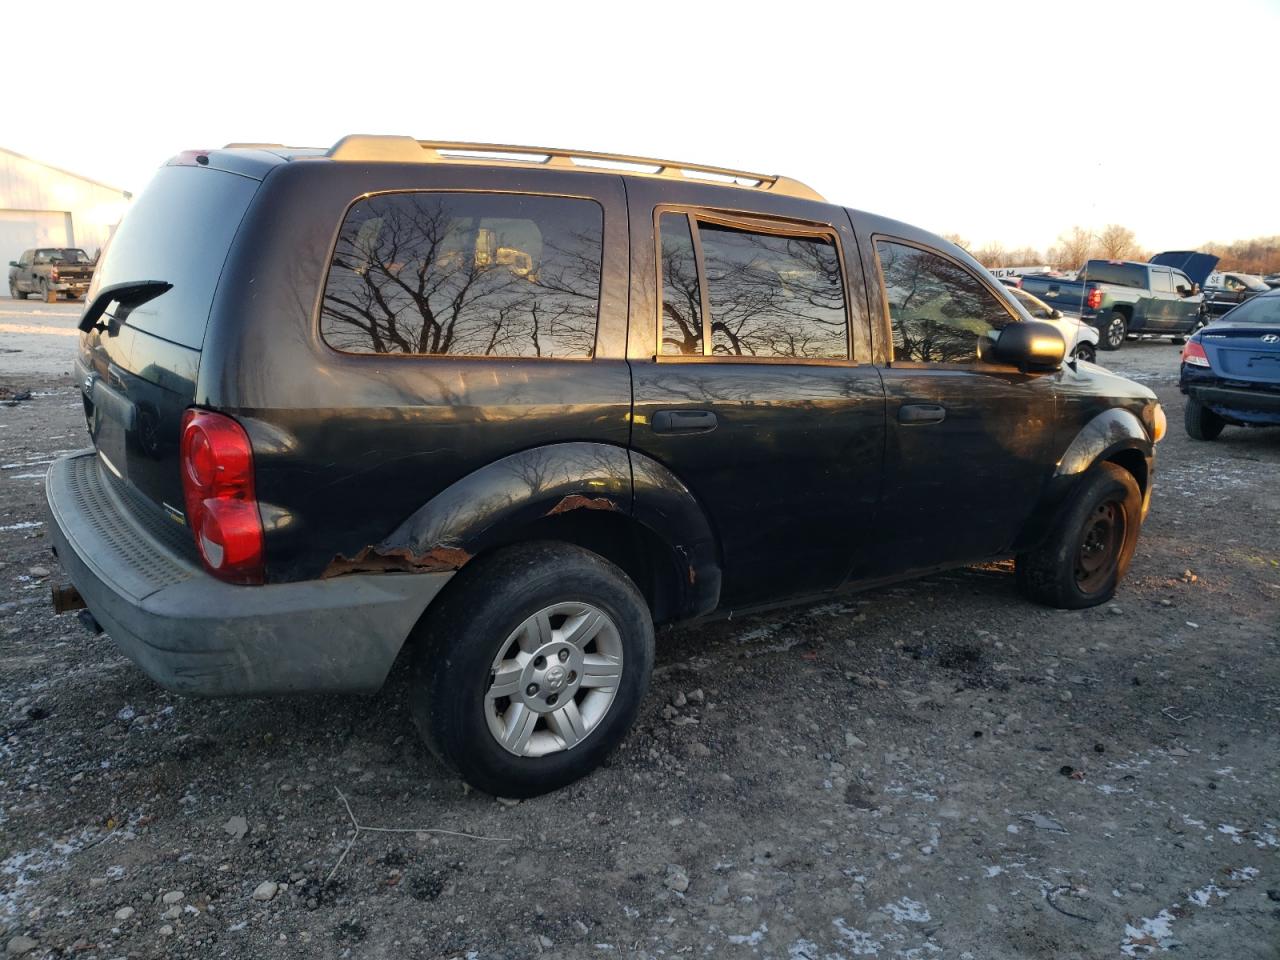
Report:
1,301,1277,959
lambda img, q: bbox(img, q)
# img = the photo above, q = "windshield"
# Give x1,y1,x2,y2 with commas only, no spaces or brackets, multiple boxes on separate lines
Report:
1219,293,1280,325
1009,287,1054,319
34,248,92,264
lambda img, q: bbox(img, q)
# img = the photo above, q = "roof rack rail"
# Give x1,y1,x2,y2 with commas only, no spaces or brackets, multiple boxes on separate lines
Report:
324,135,825,202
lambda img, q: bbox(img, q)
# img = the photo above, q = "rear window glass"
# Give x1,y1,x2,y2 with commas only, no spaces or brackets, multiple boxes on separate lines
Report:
92,166,259,349
1081,261,1147,288
1220,293,1280,324
320,192,603,358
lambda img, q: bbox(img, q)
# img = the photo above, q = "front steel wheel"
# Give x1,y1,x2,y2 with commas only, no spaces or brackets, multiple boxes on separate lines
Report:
1015,462,1142,609
1074,500,1126,594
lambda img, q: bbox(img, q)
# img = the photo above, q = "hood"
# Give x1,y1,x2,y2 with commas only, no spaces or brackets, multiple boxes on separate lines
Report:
1149,251,1219,288
1065,357,1157,401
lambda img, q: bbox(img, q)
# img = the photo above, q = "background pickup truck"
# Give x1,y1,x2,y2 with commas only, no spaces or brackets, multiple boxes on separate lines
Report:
1020,257,1208,351
7,247,96,302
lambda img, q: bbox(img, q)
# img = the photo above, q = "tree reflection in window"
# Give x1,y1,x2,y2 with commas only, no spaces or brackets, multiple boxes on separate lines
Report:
321,193,603,358
876,240,1012,364
660,213,703,356
700,224,847,359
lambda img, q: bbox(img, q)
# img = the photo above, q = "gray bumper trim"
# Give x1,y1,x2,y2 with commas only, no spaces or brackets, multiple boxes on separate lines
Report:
46,451,451,696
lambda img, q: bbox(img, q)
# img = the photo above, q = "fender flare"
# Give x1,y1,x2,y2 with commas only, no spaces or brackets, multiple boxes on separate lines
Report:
1016,408,1153,551
323,442,723,619
1052,407,1152,483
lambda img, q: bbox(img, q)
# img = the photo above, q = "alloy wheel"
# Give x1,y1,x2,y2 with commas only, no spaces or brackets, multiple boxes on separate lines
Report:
484,601,624,757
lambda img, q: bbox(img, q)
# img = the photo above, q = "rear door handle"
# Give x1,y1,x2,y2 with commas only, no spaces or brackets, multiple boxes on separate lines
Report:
898,403,946,425
652,409,718,434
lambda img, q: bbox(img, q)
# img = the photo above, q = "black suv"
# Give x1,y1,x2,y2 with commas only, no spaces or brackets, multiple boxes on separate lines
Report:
47,137,1165,797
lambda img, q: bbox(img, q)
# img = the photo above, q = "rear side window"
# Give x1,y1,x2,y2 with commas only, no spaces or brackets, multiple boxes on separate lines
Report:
321,192,603,358
1081,261,1146,288
658,214,848,360
1151,268,1173,293
875,239,1013,364
90,166,259,349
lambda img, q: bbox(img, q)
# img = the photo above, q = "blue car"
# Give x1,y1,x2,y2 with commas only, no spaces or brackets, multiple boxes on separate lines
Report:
1180,287,1280,439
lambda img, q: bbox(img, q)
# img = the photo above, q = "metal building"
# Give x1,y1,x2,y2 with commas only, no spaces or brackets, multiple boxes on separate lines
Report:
0,147,132,265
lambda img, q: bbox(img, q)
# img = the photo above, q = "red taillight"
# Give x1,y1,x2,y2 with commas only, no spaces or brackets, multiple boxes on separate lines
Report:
179,410,264,584
1181,340,1210,368
1086,287,1102,310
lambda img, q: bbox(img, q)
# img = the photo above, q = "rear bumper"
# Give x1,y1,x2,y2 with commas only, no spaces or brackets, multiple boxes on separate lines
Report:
46,451,451,696
1186,384,1280,424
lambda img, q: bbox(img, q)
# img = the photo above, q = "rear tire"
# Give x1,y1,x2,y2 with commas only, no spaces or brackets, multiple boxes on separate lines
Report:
1100,312,1127,351
409,541,654,798
1184,397,1225,441
1074,342,1097,364
1016,462,1142,609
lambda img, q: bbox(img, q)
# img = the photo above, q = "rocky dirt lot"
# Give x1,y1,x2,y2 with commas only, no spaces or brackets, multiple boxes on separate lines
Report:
0,306,1277,959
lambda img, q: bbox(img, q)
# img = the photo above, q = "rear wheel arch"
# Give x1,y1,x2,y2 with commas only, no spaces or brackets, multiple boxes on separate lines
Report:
336,441,721,627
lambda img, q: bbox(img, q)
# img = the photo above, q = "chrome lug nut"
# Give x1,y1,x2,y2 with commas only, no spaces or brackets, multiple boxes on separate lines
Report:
558,648,570,662
526,683,539,696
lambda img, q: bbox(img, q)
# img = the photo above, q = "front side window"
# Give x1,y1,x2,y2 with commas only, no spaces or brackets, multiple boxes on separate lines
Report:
657,214,848,360
1152,268,1174,293
875,239,1014,364
1172,271,1193,294
1225,275,1246,292
321,192,603,358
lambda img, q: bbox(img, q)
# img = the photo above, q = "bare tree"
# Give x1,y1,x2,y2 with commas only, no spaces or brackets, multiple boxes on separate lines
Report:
1051,227,1096,270
1097,224,1140,260
973,242,1008,268
1006,246,1044,267
941,233,971,251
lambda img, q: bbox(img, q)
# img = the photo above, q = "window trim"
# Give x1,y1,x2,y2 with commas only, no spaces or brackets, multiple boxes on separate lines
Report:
653,204,855,365
870,234,1023,370
316,188,607,362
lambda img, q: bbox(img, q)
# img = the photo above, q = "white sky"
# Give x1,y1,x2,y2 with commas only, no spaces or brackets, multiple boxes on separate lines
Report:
6,0,1278,253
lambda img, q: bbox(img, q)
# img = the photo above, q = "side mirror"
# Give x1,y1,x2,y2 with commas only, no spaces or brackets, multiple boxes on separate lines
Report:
7,261,16,267
1192,282,1200,295
1050,308,1063,319
979,321,1066,371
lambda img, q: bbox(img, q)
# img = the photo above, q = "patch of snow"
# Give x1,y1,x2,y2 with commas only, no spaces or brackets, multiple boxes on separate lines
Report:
833,918,883,955
728,922,768,946
881,897,931,923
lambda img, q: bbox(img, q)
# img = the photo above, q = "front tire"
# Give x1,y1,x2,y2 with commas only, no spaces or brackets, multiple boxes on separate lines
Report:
1100,312,1127,351
1184,397,1225,441
1015,463,1142,609
8,283,25,301
409,541,654,798
1074,342,1097,364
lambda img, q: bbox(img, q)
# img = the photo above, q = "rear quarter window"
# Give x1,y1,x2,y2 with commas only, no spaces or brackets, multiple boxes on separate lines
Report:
320,192,603,358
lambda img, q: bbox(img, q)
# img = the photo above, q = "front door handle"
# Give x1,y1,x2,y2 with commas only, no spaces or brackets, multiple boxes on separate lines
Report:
652,409,718,434
898,403,946,425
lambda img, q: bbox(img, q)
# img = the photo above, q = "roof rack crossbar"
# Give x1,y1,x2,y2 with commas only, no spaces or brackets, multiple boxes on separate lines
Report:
323,135,824,202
